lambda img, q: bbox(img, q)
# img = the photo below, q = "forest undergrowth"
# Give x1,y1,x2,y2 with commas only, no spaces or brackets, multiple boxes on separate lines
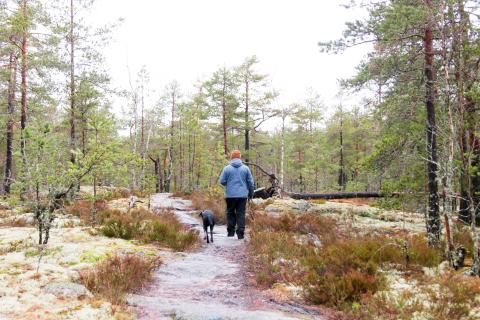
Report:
67,200,199,251
247,211,480,319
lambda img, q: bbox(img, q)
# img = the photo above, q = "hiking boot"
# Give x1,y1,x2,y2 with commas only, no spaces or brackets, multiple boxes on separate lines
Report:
237,234,244,240
227,232,235,237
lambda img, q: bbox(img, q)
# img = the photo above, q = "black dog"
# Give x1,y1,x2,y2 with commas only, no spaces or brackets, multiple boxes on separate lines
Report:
199,210,215,244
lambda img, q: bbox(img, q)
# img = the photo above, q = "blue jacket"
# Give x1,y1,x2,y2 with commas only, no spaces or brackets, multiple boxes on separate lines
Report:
219,159,255,199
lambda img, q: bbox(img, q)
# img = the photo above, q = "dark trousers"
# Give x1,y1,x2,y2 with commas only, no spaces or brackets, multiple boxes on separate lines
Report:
226,198,247,236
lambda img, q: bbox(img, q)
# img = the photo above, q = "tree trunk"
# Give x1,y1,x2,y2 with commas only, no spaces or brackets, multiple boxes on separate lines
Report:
4,52,18,195
222,75,228,156
280,108,286,189
168,91,175,191
424,0,441,247
179,118,184,191
140,83,145,191
289,191,385,200
164,148,172,192
244,79,250,163
149,155,161,193
18,0,28,199
440,1,456,260
69,0,76,165
451,0,471,223
472,136,480,219
338,111,346,191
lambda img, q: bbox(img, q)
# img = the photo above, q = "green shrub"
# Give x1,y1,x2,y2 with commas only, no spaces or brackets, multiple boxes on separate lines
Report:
102,219,140,240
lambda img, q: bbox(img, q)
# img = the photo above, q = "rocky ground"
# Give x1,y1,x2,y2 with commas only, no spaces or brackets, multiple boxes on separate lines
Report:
261,197,426,233
0,198,161,320
1,194,470,320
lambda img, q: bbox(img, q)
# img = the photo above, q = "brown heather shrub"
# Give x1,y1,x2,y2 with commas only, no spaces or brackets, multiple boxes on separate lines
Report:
303,238,384,307
66,199,107,223
99,208,198,251
252,212,339,244
0,217,31,227
247,230,311,286
131,189,148,198
187,187,227,225
405,234,443,268
452,223,474,256
66,200,92,221
102,188,131,201
79,253,161,305
172,191,188,198
248,212,445,310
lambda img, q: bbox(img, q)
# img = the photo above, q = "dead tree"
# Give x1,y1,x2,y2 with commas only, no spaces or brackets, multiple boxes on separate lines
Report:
289,191,385,200
69,0,76,165
149,155,163,193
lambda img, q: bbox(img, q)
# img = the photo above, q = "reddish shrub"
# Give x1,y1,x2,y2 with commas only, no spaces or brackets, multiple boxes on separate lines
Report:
79,253,161,304
187,189,227,225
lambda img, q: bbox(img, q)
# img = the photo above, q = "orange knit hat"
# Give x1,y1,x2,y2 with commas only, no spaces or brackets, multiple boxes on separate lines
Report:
231,150,241,159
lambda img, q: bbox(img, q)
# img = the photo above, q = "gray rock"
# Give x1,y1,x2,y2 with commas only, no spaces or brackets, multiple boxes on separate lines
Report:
265,205,283,214
17,213,35,225
251,198,265,206
0,201,10,210
292,200,311,212
44,282,91,299
438,260,450,275
294,233,322,247
307,233,322,247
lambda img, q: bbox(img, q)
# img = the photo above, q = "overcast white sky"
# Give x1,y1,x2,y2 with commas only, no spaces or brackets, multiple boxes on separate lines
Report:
89,0,371,117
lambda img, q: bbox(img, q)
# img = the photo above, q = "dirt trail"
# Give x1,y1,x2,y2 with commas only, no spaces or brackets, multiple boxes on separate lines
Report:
128,193,327,320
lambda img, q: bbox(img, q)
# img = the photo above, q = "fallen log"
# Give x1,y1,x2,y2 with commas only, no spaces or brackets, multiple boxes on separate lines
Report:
288,191,386,200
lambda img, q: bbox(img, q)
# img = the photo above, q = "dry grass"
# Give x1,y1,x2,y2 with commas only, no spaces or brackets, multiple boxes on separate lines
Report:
99,208,198,251
309,199,327,205
79,253,161,305
452,223,474,255
171,191,188,198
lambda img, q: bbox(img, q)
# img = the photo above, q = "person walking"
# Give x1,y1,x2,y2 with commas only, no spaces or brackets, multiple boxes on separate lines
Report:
219,150,254,239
